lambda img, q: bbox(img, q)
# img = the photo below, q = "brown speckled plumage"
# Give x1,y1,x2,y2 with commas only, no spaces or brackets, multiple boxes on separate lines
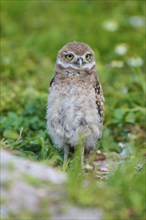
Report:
47,42,104,161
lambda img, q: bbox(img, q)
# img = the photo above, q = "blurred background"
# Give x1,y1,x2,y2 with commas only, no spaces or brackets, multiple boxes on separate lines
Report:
0,1,145,219
1,0,145,153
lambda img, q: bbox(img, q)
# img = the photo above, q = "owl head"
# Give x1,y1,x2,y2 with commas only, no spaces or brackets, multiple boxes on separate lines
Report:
56,42,96,70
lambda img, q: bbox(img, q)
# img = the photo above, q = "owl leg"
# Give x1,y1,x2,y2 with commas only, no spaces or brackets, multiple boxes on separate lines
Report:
84,147,92,162
81,147,84,166
84,148,92,156
64,144,69,162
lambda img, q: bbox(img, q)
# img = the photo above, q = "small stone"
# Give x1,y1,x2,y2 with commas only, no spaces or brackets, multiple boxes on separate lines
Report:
95,151,106,161
84,164,94,171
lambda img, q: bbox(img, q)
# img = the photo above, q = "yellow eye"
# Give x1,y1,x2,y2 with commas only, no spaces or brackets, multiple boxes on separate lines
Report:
85,53,92,60
65,54,74,60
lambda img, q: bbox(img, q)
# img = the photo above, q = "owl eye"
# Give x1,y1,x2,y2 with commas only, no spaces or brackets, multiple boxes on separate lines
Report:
65,53,74,60
85,53,92,60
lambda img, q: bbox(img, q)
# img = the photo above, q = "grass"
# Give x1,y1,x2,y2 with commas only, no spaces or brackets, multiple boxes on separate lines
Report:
0,0,145,219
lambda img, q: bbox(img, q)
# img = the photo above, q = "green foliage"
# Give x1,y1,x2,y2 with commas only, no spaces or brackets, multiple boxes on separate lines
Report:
67,150,145,219
0,0,145,219
68,135,85,199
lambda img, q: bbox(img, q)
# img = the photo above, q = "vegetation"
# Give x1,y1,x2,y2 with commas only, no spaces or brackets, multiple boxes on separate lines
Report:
0,0,145,219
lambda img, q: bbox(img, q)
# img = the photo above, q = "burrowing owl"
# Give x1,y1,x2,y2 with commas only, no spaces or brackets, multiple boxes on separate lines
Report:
47,42,104,161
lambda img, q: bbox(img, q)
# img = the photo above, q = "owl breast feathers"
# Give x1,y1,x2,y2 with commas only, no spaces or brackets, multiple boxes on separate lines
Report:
47,41,104,161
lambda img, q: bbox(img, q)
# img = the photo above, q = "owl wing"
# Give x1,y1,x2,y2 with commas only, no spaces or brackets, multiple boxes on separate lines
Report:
50,77,55,87
94,78,104,123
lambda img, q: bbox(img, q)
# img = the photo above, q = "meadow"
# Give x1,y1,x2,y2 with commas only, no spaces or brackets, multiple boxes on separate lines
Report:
0,0,145,219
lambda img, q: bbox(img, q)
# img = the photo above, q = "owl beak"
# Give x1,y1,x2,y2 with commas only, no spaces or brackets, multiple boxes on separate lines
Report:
77,57,83,68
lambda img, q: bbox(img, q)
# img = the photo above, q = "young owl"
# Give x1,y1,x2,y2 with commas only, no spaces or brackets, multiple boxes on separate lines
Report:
47,42,104,161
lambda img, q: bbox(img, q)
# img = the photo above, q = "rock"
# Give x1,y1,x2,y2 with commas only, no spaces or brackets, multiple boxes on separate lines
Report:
1,149,67,218
1,150,66,184
53,206,103,220
0,150,103,219
84,164,94,171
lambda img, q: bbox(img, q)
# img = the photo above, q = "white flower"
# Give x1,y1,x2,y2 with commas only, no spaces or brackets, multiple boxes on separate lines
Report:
115,44,128,55
129,16,145,27
127,57,143,67
110,60,124,68
118,142,124,148
121,87,128,94
102,20,118,32
3,57,11,65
